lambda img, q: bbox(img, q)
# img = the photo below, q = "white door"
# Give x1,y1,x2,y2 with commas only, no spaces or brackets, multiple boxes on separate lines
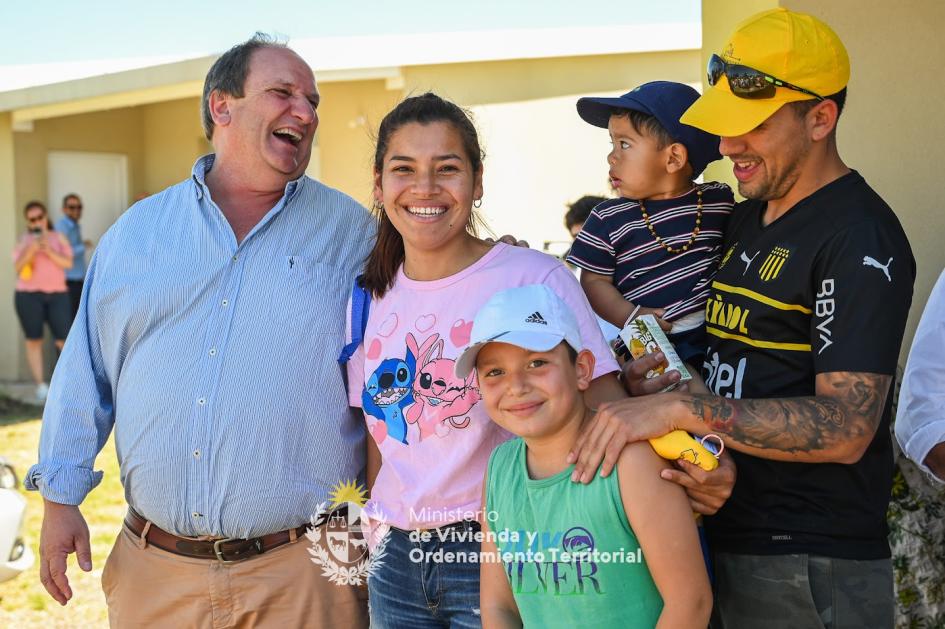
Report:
47,151,128,247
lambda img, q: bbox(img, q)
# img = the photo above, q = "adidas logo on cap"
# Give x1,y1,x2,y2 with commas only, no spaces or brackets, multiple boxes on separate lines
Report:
454,284,585,379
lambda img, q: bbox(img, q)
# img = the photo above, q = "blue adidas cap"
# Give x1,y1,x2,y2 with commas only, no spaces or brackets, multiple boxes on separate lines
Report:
576,81,722,177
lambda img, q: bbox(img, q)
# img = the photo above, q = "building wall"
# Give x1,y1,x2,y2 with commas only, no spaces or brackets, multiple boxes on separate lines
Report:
403,51,700,106
316,80,401,207
782,0,945,361
13,107,145,217
702,0,945,361
141,96,207,195
0,114,18,380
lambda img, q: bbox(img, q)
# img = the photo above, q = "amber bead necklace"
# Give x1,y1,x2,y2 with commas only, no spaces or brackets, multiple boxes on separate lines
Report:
639,186,702,254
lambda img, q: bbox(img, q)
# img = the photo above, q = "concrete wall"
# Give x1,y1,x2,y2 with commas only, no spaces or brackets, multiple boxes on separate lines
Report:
316,80,401,207
702,0,945,361
141,96,208,195
13,96,210,216
0,114,18,380
783,0,945,361
13,106,146,220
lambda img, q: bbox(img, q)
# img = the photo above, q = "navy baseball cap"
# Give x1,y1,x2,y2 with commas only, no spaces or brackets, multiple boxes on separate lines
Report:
576,81,722,177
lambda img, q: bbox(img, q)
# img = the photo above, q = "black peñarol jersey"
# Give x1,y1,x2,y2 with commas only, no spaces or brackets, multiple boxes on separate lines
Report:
702,171,915,559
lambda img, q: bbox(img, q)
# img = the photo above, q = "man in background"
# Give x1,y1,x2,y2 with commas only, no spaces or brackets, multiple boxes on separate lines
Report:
54,193,91,320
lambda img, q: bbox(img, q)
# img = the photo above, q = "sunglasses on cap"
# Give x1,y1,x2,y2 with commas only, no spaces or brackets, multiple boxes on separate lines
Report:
707,54,823,101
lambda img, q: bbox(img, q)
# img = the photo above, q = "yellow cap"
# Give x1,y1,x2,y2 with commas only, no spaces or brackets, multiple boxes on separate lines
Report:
681,8,850,137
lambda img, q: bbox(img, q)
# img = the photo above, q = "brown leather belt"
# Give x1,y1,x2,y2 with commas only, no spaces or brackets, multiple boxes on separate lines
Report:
123,508,316,563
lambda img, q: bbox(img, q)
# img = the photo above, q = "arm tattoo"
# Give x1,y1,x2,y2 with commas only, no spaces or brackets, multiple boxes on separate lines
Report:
690,396,736,432
688,372,890,455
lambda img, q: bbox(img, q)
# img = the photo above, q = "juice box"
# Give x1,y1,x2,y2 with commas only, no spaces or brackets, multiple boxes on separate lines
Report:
618,314,692,384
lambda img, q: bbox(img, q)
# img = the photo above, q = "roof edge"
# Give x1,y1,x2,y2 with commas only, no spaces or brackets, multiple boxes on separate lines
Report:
0,22,700,115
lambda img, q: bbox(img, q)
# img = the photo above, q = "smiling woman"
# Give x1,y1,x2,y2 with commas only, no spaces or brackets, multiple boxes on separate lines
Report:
342,93,621,628
361,93,487,298
375,118,485,275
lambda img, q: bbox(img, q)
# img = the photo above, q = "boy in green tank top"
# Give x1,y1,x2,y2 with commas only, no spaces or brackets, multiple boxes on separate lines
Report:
455,284,711,628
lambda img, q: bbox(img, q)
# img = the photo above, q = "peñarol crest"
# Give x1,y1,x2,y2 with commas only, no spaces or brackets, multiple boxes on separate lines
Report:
307,480,389,586
759,246,790,282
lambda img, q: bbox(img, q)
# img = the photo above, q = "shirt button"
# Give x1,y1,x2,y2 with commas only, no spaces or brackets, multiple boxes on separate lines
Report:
209,348,217,356
192,512,202,518
193,449,201,458
221,299,229,307
232,255,238,262
197,397,206,406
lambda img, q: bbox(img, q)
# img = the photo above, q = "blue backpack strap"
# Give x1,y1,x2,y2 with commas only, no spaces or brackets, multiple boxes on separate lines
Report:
338,275,371,365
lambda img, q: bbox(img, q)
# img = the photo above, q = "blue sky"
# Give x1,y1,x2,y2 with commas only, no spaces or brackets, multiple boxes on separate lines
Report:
1,0,699,65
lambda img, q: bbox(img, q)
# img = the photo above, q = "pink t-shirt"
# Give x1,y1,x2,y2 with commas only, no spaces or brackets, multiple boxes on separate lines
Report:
12,232,72,293
347,243,619,530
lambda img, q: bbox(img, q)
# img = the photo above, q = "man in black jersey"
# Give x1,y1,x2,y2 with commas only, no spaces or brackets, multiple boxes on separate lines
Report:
569,8,915,627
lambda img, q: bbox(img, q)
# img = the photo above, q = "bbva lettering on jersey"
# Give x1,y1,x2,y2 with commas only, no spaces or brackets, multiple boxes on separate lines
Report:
815,279,834,354
705,293,750,333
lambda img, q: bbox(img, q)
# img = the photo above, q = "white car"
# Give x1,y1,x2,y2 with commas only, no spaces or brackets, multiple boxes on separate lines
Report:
0,457,34,583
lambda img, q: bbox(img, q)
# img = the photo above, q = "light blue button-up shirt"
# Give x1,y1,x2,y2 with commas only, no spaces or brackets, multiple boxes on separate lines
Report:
55,215,88,281
27,155,376,538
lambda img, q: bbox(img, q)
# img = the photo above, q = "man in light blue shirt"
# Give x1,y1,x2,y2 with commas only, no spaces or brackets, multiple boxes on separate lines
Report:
28,34,374,627
54,193,90,319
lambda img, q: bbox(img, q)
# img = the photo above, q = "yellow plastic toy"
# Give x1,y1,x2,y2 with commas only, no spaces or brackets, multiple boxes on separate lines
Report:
19,263,32,281
649,430,721,471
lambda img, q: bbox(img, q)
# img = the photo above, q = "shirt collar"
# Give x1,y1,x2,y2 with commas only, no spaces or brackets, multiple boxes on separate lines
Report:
191,154,214,201
191,153,306,202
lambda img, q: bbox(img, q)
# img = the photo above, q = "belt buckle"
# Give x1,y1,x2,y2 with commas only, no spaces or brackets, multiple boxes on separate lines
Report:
213,538,239,563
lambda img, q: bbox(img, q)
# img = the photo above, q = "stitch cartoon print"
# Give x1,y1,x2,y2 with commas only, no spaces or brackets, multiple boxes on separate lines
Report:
362,349,416,445
405,332,481,440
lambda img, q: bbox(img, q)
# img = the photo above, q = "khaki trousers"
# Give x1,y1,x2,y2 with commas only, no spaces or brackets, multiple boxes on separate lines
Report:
102,524,368,628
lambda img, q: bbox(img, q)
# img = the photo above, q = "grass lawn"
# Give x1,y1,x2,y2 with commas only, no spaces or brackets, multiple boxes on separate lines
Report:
0,399,124,628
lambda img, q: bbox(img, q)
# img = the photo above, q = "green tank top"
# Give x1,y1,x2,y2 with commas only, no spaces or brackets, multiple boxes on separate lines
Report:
485,438,663,628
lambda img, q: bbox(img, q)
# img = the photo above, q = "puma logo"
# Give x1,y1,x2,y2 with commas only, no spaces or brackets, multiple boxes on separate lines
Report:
740,250,760,275
862,256,892,282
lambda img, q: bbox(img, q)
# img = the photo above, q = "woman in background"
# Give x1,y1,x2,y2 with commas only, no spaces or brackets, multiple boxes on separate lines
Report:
12,200,73,402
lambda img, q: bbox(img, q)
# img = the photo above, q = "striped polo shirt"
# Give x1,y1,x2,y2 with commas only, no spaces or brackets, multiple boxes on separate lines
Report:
567,182,734,321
